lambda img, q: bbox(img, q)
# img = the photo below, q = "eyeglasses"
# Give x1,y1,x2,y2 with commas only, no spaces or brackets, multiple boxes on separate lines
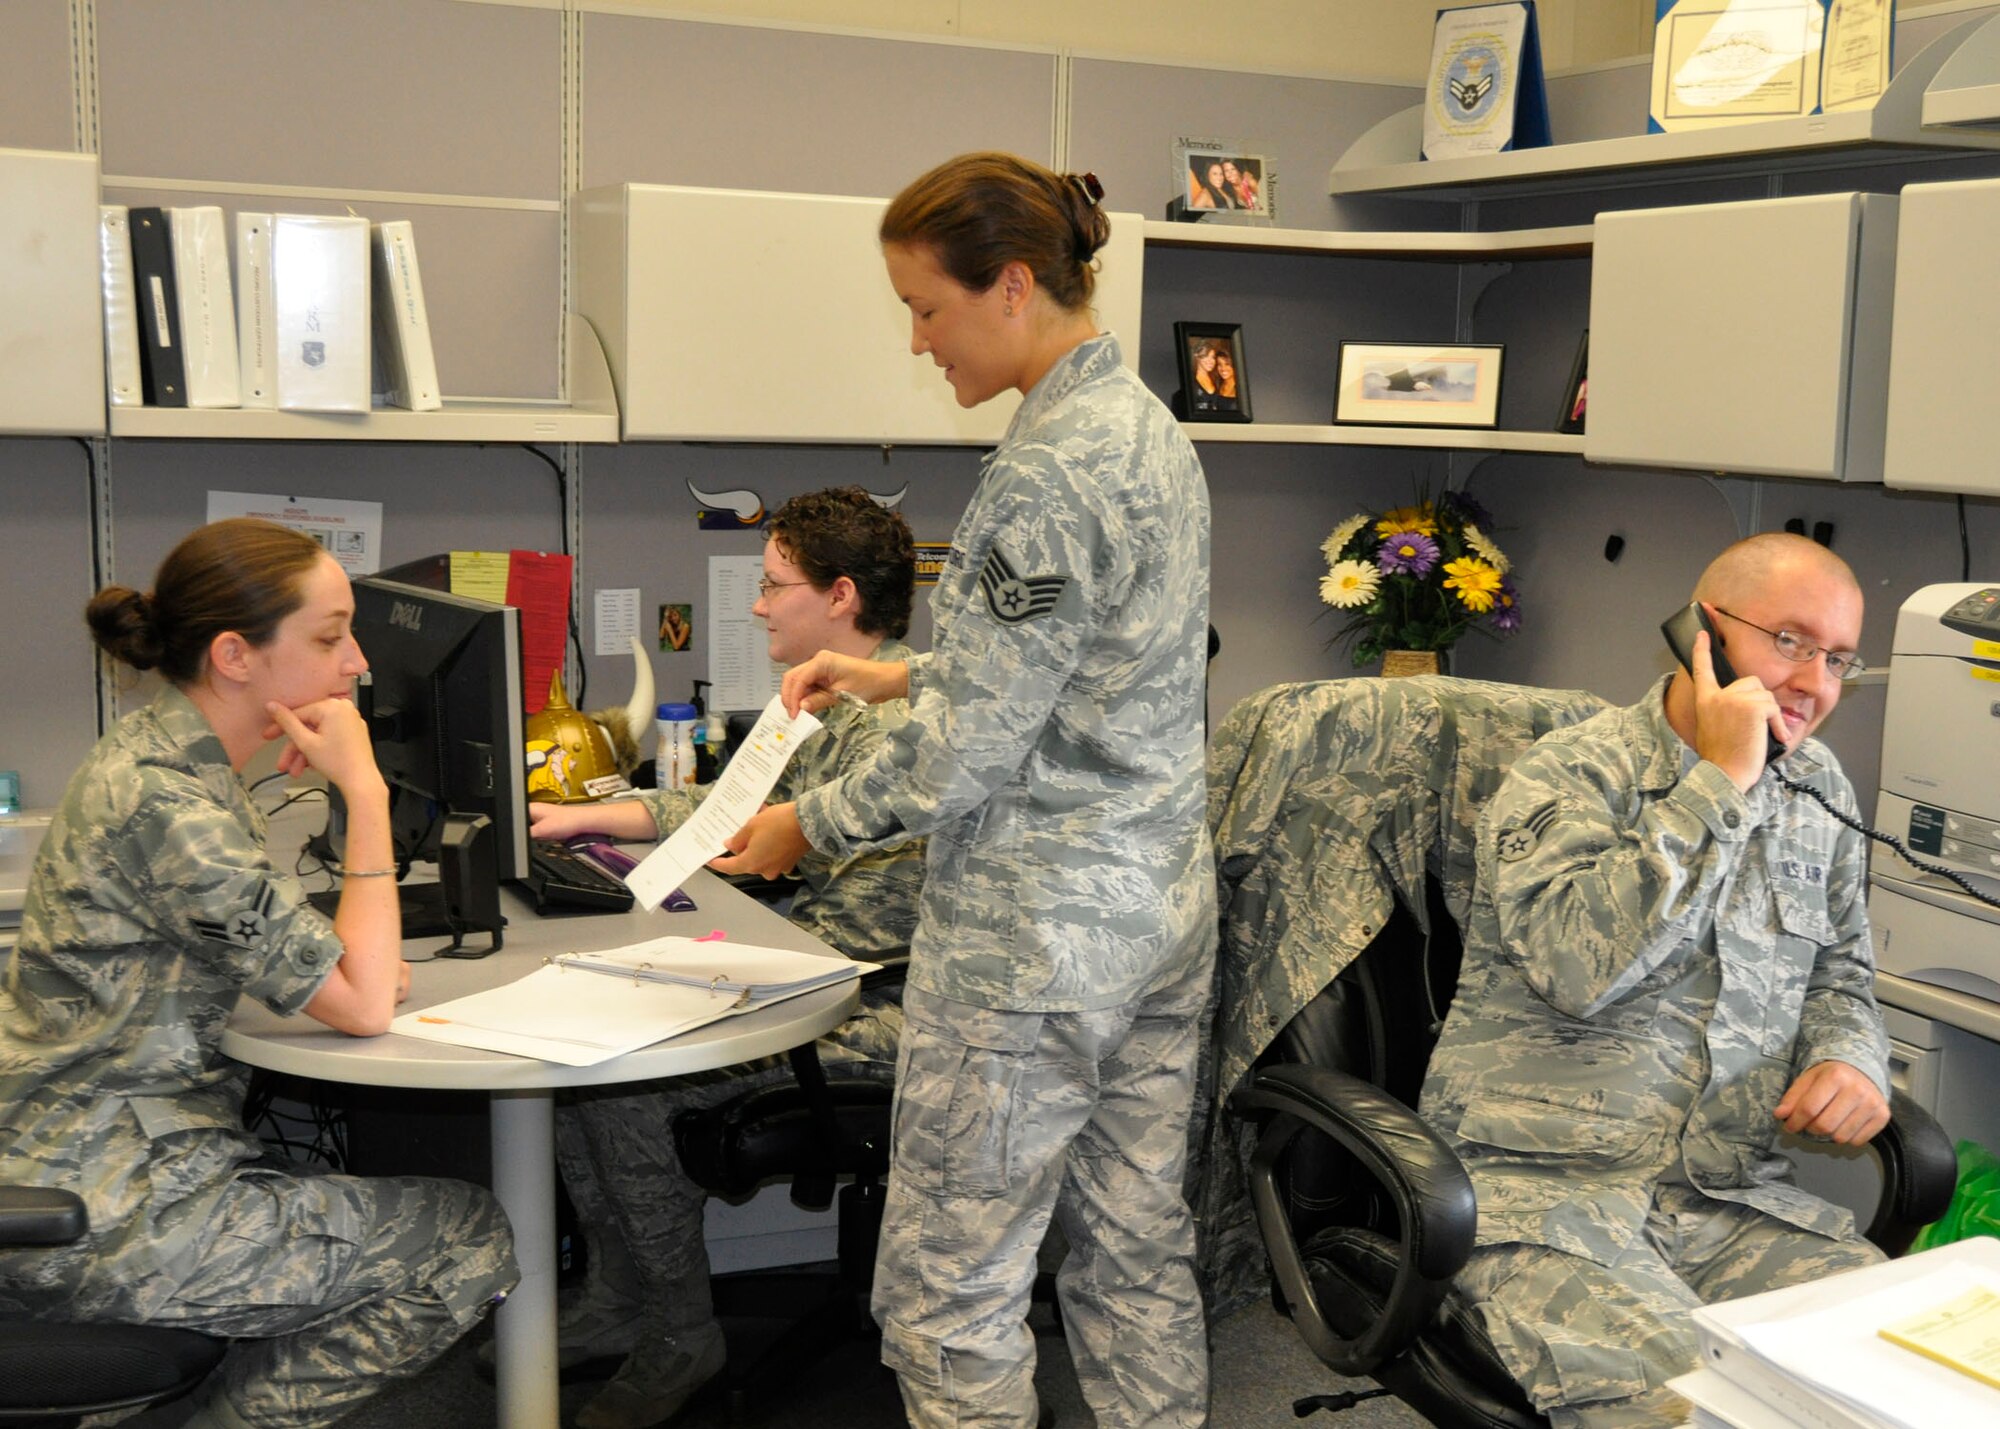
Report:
755,577,812,599
1712,608,1867,681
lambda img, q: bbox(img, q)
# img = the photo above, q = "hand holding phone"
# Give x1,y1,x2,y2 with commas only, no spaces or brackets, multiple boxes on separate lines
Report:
1660,601,1786,772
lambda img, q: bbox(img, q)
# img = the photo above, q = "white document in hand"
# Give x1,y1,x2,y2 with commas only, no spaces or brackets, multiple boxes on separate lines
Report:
624,693,823,911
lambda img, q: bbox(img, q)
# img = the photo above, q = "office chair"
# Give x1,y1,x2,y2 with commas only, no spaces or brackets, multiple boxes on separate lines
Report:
0,1186,227,1427
671,960,902,1423
1209,677,1961,1427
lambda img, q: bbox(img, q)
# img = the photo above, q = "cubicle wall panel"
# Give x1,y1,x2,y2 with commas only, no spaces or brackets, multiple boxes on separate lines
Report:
576,443,986,712
95,0,561,200
1069,57,1431,233
0,440,100,805
1138,247,1454,427
0,0,78,154
102,185,561,400
1195,441,1421,723
1461,256,1593,435
580,15,1055,196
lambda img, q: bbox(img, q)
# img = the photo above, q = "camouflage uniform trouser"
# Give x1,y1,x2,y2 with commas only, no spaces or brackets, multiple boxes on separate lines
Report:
144,1167,517,1429
1458,1181,1883,1428
873,948,1214,1429
555,993,904,1325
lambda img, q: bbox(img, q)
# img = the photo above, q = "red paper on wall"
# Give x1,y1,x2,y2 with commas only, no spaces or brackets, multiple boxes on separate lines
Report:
506,550,572,715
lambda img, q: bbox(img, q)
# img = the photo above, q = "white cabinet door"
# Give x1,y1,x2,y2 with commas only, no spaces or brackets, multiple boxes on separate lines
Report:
1586,191,1896,482
0,148,104,436
1885,176,2000,496
572,184,1144,444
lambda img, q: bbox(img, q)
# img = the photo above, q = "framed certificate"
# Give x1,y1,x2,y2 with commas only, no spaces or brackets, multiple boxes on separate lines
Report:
1650,0,1828,133
1423,3,1552,161
1822,0,1894,113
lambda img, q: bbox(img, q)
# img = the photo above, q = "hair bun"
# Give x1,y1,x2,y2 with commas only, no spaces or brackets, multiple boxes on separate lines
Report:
85,584,165,673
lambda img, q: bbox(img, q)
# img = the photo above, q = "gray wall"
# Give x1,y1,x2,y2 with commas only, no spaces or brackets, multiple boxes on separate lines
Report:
3,0,1997,822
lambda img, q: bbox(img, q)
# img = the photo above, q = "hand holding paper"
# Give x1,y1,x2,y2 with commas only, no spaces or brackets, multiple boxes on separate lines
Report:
711,802,812,880
623,694,822,910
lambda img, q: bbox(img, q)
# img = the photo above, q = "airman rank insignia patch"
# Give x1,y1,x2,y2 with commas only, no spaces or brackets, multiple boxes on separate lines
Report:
978,545,1067,625
193,882,277,950
1495,802,1559,863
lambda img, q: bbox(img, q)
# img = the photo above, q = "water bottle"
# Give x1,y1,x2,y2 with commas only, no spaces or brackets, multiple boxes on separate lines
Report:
655,702,700,791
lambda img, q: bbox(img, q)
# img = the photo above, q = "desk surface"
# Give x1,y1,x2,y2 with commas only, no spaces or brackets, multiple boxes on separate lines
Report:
222,867,858,1090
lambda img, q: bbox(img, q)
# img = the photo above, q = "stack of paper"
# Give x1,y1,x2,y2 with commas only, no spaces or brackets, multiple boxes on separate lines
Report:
1669,1238,2000,1429
390,935,872,1066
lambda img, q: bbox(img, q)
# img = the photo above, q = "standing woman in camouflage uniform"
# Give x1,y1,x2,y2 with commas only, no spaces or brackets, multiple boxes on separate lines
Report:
721,153,1217,1429
0,519,517,1429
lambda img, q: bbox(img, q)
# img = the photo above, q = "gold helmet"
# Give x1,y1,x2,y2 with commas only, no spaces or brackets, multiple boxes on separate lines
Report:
524,671,632,803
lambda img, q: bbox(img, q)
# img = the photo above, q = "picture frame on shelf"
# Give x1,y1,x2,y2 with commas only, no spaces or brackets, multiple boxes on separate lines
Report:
1173,322,1252,423
1557,330,1588,433
1169,138,1274,222
1333,341,1503,428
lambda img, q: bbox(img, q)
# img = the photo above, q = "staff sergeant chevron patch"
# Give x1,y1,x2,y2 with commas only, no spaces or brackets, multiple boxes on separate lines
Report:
978,544,1067,625
1494,802,1559,863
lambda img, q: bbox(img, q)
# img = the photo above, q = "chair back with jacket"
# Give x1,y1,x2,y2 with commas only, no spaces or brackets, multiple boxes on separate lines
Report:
1209,676,1959,1428
0,1187,227,1427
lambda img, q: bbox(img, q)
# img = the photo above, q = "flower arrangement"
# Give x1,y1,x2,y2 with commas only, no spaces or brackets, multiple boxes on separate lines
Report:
1319,489,1521,668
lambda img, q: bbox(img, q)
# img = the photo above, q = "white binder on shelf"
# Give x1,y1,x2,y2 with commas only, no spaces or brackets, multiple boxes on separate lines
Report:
166,205,241,408
98,205,142,408
370,219,440,411
234,212,275,409
272,213,370,413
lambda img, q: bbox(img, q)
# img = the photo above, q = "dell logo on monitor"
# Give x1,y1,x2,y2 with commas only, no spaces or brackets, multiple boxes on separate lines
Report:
388,601,424,632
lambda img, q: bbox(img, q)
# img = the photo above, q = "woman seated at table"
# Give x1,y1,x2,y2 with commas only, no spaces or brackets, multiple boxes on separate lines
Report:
0,518,517,1429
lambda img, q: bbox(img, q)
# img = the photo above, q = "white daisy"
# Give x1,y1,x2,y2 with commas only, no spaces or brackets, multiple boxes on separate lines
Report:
1320,560,1380,609
1464,523,1510,573
1320,514,1369,564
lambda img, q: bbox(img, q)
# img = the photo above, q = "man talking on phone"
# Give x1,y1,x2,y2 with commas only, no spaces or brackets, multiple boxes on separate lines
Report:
1418,532,1887,1428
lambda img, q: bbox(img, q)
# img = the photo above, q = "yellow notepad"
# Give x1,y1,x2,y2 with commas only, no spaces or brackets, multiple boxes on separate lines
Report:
1879,1284,2000,1392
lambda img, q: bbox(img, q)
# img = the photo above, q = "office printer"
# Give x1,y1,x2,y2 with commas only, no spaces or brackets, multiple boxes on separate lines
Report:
1870,583,2000,1003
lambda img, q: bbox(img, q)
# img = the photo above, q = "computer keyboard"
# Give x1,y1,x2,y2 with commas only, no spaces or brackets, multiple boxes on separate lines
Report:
523,839,635,914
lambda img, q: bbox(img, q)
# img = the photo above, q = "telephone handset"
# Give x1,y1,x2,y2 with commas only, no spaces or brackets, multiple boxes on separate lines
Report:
1660,601,1786,765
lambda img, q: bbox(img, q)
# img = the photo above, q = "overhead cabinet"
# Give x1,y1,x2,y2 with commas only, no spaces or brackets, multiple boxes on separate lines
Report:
1585,192,1897,483
570,183,1144,443
0,148,105,436
1884,176,2000,498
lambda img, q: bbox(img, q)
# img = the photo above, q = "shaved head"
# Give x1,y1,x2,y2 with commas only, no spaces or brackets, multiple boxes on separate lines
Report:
1693,532,1860,612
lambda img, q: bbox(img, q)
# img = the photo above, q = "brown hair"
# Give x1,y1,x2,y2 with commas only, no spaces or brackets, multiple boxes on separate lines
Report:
766,487,917,640
86,518,327,685
879,152,1110,313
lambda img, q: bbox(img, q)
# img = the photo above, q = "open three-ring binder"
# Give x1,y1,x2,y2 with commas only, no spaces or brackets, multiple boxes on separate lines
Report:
390,936,875,1066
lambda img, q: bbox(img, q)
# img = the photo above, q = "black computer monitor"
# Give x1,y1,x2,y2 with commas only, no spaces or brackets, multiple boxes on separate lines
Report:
347,575,529,944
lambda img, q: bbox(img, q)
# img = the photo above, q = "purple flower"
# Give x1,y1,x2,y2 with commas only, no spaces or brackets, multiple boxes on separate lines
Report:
1439,489,1493,529
1377,529,1440,577
1490,576,1523,632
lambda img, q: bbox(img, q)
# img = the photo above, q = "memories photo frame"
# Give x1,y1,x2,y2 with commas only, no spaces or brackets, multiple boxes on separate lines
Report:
1170,139,1274,222
1173,322,1251,423
1333,342,1504,428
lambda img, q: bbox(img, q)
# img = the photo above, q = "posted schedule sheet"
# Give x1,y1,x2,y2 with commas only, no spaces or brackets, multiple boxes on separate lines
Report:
623,693,823,910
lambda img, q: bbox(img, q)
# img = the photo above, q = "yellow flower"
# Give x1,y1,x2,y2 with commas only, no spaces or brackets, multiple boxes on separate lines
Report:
1443,556,1502,613
1321,514,1369,562
1320,560,1380,609
1464,523,1510,573
1374,503,1437,538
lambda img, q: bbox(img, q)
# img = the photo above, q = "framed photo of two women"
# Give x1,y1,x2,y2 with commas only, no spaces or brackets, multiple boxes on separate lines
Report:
1173,322,1251,423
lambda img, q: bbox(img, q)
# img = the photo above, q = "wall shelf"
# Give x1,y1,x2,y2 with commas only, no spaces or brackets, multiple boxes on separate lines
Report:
1184,424,1584,454
107,314,619,443
1327,13,2000,202
1140,219,1592,260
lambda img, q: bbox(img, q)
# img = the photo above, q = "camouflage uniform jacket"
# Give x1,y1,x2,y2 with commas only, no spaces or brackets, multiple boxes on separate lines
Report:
1420,675,1890,1265
0,686,343,1317
796,333,1216,1012
635,638,923,961
1195,675,1608,1313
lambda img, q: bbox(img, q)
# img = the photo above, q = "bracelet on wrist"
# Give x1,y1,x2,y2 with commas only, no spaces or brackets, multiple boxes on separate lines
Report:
340,866,397,879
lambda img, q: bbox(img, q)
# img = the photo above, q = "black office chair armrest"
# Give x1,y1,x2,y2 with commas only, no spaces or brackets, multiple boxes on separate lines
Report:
0,1186,86,1247
1864,1087,1959,1258
1232,1063,1477,1377
858,951,908,994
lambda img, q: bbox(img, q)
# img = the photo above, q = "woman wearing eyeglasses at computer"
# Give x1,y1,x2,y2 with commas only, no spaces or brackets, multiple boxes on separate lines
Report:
0,518,516,1429
717,152,1218,1429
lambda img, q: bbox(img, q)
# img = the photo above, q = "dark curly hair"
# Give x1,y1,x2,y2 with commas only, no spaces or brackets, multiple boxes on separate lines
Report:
85,518,326,685
880,151,1110,313
765,487,916,640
